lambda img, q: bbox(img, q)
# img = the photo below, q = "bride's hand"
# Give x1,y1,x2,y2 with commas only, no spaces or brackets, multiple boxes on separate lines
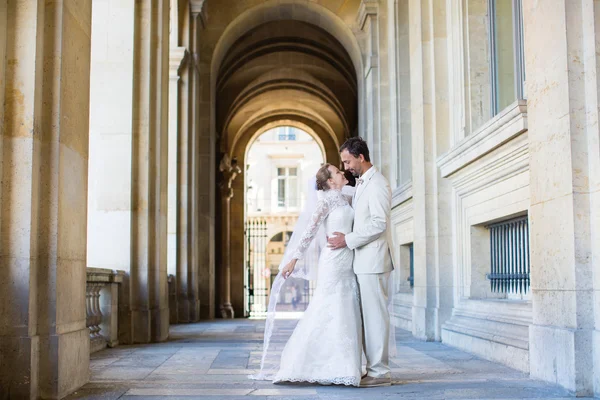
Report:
282,259,297,279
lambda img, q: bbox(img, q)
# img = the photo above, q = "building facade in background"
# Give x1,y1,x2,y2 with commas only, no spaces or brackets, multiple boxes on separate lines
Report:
245,127,323,316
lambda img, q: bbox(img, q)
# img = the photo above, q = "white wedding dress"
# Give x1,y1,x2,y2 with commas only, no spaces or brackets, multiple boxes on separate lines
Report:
272,189,362,387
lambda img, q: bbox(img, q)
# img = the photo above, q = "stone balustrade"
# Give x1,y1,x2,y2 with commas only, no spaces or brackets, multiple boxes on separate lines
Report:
86,268,125,353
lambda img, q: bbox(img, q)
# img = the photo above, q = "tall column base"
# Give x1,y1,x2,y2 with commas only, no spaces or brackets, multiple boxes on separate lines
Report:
175,296,200,323
412,304,439,341
39,328,90,400
529,324,593,396
1,329,91,399
131,307,170,343
594,329,600,397
220,303,235,319
178,298,191,323
200,303,214,320
0,335,40,399
190,298,201,322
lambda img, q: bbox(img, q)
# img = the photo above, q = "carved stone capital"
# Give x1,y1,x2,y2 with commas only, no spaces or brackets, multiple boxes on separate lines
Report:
220,302,235,319
190,0,205,14
357,0,379,30
169,47,188,79
219,154,242,199
190,0,207,27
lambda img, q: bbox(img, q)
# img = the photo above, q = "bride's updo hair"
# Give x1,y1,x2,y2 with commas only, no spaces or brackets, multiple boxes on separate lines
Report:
315,163,332,191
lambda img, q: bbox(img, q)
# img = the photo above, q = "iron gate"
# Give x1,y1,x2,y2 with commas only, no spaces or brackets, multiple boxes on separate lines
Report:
245,218,268,317
244,219,316,317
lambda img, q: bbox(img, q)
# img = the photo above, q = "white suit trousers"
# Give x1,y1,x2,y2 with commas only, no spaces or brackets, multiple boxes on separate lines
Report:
356,272,391,378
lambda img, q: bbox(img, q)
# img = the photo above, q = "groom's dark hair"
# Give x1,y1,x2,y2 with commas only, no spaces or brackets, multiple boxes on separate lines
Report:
339,137,370,162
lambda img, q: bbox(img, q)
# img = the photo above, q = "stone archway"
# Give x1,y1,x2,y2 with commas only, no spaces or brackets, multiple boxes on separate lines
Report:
242,123,325,316
209,0,365,137
225,116,342,317
212,8,360,317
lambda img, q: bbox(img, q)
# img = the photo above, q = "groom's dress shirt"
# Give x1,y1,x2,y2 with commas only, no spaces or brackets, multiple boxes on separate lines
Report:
346,166,394,274
353,166,375,203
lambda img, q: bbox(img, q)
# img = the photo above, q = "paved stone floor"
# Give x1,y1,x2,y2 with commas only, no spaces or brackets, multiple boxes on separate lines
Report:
66,319,592,400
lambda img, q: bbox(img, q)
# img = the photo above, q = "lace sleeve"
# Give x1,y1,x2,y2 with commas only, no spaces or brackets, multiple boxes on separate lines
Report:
290,198,330,260
341,185,356,207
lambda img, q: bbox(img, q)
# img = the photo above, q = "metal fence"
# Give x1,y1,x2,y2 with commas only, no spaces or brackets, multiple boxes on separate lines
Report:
245,218,268,317
487,215,530,294
245,218,315,317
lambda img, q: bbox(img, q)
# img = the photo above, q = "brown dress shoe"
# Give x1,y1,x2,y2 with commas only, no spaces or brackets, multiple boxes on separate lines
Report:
359,375,392,388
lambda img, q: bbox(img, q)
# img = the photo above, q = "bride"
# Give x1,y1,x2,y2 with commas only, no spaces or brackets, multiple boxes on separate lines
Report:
251,163,363,386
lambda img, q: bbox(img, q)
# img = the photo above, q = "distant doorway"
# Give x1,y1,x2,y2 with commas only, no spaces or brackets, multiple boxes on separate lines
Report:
244,126,323,317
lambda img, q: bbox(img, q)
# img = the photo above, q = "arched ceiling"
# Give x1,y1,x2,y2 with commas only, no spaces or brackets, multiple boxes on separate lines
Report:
216,19,358,153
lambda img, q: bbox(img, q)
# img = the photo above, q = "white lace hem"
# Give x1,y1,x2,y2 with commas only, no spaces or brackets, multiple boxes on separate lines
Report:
272,375,360,387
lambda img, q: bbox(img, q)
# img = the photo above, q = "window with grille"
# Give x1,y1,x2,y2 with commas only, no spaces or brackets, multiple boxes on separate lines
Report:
486,216,530,294
277,127,297,141
276,167,298,208
278,133,296,141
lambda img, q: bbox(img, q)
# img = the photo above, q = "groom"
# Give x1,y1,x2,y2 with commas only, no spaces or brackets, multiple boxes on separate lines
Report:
328,137,394,388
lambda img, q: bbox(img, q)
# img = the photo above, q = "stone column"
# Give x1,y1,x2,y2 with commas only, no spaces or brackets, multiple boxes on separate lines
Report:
130,0,171,343
524,1,598,396
408,0,454,341
167,46,190,323
357,0,382,169
219,155,241,318
0,1,92,398
168,0,201,324
190,1,216,320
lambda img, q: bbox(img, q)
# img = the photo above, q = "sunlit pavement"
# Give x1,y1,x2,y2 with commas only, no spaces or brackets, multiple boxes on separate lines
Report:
65,319,588,400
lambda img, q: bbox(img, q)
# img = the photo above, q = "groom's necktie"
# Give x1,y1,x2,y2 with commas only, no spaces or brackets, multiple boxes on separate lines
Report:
356,178,364,186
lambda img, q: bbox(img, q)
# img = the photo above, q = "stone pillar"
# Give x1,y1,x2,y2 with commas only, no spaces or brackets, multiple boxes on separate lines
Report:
167,46,191,323
219,155,241,318
0,2,5,146
190,1,216,320
408,0,454,341
168,0,201,324
357,0,381,169
0,1,92,398
130,0,171,342
524,1,598,396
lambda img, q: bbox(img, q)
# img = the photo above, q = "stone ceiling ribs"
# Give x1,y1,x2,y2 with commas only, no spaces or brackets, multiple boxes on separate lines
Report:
215,19,358,151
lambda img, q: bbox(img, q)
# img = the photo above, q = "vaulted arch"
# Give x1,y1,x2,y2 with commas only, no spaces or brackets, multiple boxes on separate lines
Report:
212,4,360,316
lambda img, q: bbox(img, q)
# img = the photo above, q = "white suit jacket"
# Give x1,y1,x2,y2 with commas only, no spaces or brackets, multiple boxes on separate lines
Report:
345,166,395,274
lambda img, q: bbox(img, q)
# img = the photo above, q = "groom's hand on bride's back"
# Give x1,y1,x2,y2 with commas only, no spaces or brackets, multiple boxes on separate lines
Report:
327,232,347,249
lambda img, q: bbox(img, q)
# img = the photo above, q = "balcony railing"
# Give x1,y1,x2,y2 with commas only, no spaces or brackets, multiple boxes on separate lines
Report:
278,133,296,141
86,268,125,353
